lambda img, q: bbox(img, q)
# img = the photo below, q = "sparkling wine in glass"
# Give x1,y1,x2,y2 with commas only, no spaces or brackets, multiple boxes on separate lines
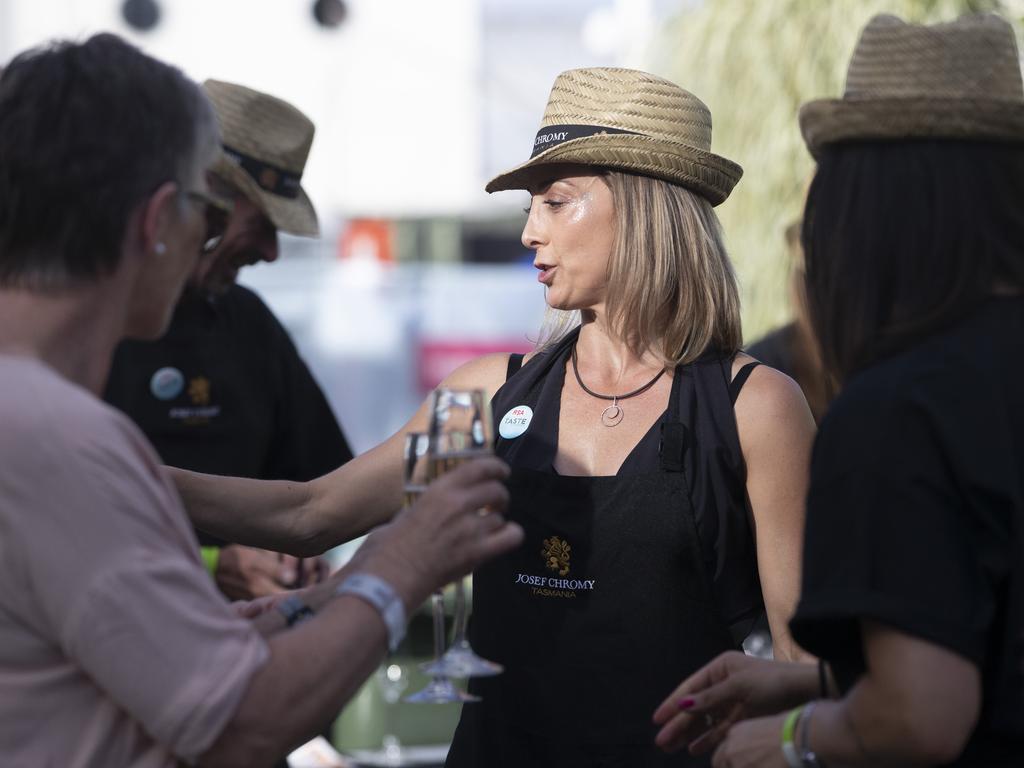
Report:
400,433,480,705
421,389,504,679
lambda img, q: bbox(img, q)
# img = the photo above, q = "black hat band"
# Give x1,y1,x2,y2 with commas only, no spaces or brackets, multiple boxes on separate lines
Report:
223,145,302,199
530,124,641,158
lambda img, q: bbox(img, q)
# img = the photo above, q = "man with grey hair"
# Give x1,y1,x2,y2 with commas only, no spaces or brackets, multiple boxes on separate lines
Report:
105,81,351,599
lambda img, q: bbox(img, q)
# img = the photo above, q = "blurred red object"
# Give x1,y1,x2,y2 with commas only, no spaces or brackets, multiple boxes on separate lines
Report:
418,339,533,393
339,219,393,263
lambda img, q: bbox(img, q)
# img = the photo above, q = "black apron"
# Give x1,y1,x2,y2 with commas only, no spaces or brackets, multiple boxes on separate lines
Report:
446,330,761,767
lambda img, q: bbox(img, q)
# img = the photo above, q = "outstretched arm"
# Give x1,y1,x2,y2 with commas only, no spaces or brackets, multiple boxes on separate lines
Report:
174,353,515,555
172,430,409,557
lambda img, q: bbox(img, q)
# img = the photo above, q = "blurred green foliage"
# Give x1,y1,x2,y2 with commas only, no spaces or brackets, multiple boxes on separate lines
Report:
649,0,1023,342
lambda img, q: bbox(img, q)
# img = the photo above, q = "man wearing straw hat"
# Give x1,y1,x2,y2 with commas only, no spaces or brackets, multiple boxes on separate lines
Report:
105,81,352,600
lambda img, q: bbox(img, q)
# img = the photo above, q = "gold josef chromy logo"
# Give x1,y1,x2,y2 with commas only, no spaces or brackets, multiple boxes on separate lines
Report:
168,375,220,425
542,535,570,577
514,534,595,597
188,376,211,406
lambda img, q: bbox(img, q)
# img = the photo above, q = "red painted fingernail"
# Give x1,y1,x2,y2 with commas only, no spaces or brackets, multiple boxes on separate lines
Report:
678,698,695,710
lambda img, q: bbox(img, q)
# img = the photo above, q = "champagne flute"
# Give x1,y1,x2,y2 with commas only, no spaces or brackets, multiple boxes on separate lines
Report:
401,433,480,705
420,389,504,679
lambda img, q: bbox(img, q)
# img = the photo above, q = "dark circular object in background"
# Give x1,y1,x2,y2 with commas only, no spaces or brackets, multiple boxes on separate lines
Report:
121,0,161,32
312,0,347,29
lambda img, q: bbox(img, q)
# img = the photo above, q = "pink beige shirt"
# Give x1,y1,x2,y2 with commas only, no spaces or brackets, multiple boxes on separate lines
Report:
0,356,269,767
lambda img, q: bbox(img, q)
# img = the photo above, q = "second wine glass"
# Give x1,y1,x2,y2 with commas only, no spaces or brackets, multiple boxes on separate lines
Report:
421,389,503,679
401,432,479,705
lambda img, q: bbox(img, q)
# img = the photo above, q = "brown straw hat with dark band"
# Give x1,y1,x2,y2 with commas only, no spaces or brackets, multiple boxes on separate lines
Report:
202,80,319,237
485,67,742,206
800,13,1024,157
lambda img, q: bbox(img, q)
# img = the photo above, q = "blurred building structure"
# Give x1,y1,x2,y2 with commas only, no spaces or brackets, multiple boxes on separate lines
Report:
0,0,684,453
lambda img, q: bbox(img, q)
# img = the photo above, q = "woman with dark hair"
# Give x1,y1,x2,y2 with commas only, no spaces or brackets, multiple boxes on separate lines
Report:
653,14,1024,767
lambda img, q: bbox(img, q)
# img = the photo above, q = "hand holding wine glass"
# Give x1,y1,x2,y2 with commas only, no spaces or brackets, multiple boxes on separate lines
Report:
345,452,520,650
402,433,480,704
421,388,506,680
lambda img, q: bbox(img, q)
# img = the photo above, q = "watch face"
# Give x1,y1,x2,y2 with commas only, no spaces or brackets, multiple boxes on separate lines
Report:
278,595,314,627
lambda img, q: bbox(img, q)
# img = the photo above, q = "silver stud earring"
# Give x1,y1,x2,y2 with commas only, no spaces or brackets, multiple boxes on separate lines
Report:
154,242,167,255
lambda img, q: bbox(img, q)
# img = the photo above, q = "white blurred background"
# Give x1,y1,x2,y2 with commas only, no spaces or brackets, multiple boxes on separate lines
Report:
5,0,1015,450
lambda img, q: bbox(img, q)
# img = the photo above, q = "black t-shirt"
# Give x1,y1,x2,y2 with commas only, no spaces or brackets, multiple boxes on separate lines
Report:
790,297,1024,765
104,284,353,546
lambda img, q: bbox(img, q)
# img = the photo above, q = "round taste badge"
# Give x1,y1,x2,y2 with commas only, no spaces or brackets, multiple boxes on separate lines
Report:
499,405,533,439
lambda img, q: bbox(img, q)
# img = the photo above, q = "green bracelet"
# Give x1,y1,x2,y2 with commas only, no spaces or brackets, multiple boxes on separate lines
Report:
781,705,805,768
200,546,220,577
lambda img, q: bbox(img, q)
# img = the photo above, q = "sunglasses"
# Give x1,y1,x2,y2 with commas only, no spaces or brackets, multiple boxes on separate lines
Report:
184,190,233,255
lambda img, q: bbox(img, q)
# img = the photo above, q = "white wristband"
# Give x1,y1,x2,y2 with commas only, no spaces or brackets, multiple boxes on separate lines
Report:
334,573,407,652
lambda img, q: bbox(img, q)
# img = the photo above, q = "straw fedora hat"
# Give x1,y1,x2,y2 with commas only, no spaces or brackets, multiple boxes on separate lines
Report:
202,80,319,237
485,67,742,206
800,14,1024,157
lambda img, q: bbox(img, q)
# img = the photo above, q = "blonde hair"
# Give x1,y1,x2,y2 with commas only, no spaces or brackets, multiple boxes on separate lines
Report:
537,170,742,367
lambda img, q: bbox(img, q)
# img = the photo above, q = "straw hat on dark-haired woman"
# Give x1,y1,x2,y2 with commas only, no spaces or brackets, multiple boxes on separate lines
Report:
172,66,815,766
654,14,1024,767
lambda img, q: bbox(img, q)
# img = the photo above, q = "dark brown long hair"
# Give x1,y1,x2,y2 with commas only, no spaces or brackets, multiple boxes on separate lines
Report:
802,139,1024,383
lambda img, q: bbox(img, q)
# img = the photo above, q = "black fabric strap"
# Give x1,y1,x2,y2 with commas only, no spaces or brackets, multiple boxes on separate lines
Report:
729,362,761,405
506,353,525,381
659,422,688,473
658,366,688,473
531,124,641,158
222,145,302,199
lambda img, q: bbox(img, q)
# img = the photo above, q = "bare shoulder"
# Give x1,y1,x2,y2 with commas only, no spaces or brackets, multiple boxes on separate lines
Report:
733,355,807,415
440,352,519,400
732,355,815,452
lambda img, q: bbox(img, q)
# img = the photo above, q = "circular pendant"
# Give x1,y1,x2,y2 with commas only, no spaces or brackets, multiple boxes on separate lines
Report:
601,404,623,427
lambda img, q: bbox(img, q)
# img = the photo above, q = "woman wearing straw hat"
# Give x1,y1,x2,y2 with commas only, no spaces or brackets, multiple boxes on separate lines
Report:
438,67,813,767
175,65,815,766
653,13,1024,767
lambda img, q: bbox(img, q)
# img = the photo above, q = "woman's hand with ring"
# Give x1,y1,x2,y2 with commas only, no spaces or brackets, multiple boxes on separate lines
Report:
653,650,818,754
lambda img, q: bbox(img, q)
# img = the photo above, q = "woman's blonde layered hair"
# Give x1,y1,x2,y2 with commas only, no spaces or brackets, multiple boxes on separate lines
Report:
538,170,742,367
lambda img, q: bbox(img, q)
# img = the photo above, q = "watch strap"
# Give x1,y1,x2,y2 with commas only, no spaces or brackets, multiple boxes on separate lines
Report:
277,594,315,627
